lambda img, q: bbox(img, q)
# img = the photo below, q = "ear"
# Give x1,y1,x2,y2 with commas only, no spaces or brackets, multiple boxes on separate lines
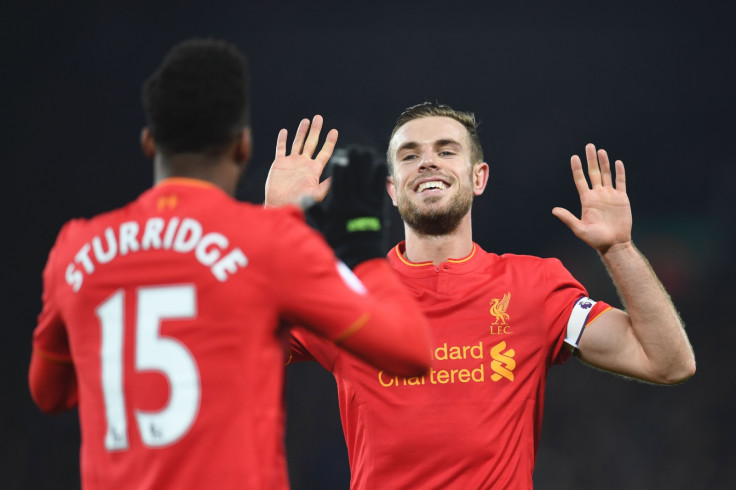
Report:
385,175,398,207
235,128,252,164
472,161,489,196
140,127,156,160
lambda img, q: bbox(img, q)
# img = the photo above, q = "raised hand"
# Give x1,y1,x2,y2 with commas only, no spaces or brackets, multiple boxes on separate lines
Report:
552,143,633,254
264,115,338,208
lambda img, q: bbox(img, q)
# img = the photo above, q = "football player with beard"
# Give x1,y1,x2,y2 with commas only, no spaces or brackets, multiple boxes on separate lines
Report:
267,101,695,489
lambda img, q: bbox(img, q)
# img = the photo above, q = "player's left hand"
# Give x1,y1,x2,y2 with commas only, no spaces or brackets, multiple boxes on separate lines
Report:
264,115,338,208
552,143,633,254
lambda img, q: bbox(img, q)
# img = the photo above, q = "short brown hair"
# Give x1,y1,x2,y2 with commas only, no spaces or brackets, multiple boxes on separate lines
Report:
387,102,484,170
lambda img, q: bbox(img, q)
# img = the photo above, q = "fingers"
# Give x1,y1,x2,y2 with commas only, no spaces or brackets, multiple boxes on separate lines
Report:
288,115,334,159
575,143,620,190
614,159,626,193
598,149,613,187
290,118,311,155
275,128,288,158
585,143,602,188
302,115,324,158
315,128,339,168
569,154,590,196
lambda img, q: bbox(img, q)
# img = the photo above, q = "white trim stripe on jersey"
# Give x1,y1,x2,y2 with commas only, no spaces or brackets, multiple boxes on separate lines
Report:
564,296,597,349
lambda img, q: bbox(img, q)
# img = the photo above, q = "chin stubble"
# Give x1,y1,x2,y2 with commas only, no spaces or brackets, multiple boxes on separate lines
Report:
397,186,473,237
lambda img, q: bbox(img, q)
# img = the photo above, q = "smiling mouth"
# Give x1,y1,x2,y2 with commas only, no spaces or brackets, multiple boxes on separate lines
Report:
415,180,449,193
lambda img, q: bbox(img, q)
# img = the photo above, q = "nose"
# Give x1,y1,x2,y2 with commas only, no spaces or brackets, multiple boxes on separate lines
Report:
418,150,438,171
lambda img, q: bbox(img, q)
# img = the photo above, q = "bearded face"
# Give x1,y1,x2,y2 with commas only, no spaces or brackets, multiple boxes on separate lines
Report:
387,116,488,239
395,170,474,236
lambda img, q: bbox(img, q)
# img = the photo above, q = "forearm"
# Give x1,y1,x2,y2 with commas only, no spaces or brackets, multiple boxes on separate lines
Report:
340,259,433,377
600,241,695,383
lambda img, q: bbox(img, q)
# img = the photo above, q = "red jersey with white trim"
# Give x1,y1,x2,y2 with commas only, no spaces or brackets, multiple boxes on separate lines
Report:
290,242,610,490
32,179,423,490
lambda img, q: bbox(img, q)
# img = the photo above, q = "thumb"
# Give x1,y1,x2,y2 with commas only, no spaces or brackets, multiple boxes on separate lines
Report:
551,207,582,234
316,176,332,202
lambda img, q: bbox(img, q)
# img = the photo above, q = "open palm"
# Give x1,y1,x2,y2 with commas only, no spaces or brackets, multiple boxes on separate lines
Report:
552,143,633,253
264,115,337,208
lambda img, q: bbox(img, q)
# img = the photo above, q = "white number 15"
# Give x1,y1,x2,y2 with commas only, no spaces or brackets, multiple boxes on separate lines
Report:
95,285,200,451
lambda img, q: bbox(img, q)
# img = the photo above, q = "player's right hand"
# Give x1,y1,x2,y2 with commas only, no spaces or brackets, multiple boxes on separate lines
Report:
264,115,337,209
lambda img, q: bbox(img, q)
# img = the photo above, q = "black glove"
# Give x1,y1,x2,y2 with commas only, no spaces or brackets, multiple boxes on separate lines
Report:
307,145,388,269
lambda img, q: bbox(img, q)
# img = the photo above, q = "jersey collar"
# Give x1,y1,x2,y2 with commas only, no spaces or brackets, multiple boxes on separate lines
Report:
155,177,219,189
388,241,485,275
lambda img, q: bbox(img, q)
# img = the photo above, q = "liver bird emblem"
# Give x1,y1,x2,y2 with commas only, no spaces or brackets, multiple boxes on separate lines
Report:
490,293,511,324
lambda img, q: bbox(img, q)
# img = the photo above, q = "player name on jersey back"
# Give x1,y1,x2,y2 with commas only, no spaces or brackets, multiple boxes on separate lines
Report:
65,216,248,292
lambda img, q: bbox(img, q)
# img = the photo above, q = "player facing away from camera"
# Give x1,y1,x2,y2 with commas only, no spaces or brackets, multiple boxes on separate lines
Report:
266,102,696,489
28,39,433,490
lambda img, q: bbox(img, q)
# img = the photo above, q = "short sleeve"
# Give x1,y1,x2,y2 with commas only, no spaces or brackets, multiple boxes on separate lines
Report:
287,326,340,372
540,258,601,365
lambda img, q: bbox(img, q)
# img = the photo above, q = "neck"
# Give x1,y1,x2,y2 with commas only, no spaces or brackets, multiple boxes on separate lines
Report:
402,213,474,265
154,153,241,197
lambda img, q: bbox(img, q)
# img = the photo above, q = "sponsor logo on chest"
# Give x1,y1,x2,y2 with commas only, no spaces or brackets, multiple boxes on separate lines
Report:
378,291,518,387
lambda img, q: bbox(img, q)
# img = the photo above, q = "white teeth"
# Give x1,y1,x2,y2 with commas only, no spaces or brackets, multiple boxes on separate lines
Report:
417,181,448,192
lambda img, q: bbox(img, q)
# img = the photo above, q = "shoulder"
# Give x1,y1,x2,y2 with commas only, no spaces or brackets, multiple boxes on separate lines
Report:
492,252,561,268
490,252,572,279
221,202,305,226
50,212,109,252
42,208,124,285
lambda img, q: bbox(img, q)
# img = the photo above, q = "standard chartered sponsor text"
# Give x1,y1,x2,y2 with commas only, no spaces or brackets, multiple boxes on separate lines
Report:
378,340,516,386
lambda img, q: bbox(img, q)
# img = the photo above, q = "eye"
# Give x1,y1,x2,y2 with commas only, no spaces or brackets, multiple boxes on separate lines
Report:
401,154,417,162
439,150,454,157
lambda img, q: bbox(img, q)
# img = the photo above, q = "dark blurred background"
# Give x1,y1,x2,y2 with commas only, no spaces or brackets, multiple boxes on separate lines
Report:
4,1,734,488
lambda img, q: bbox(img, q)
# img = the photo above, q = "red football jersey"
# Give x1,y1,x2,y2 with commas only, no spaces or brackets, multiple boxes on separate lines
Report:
290,242,611,489
31,179,428,490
